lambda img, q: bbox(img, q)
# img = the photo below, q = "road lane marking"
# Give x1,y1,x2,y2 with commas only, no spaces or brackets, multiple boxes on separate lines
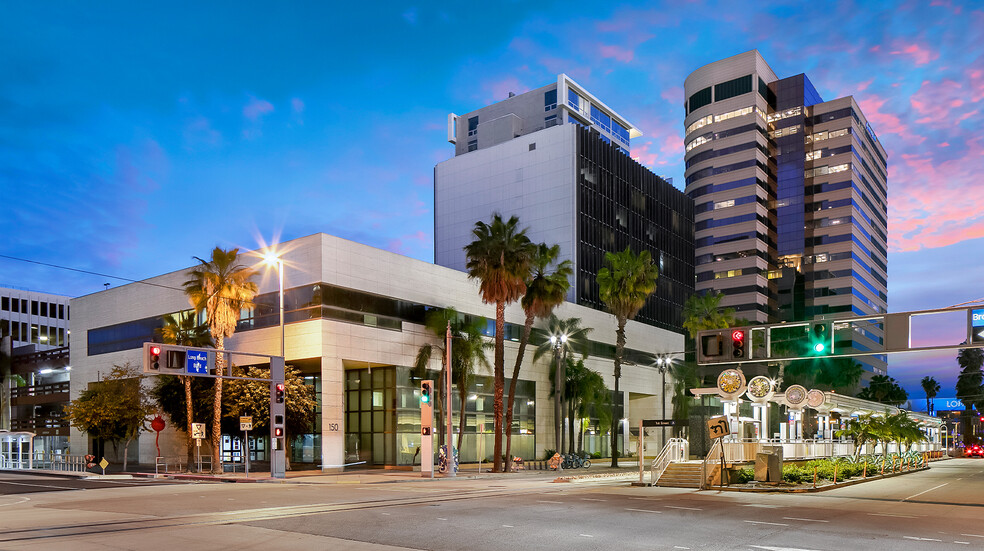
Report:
902,483,948,501
579,534,594,538
381,512,390,516
743,504,784,508
580,498,606,501
960,534,984,538
537,500,563,504
0,496,31,507
744,520,788,526
664,505,702,511
674,547,691,550
783,517,829,523
502,525,513,528
903,536,942,542
625,508,662,513
436,517,447,521
954,542,970,545
0,480,80,491
868,513,919,518
749,547,822,551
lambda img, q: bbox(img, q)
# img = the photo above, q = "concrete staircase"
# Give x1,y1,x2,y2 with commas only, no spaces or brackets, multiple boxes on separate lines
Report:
655,461,703,488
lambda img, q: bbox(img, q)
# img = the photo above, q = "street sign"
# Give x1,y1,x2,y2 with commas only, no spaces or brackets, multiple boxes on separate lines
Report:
707,416,730,439
971,309,984,345
191,423,206,439
642,419,684,427
240,416,253,431
187,350,209,375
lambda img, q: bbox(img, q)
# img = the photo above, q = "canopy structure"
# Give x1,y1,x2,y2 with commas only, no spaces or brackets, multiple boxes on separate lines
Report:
0,430,35,469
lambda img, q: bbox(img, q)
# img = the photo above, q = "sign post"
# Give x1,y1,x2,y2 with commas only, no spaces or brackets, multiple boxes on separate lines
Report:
707,416,730,487
240,416,253,478
191,423,206,472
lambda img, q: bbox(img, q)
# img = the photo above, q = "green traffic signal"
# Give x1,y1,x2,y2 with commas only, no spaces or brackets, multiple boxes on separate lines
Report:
814,342,825,353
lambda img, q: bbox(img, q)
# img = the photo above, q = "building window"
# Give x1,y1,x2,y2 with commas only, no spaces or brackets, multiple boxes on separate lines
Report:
31,300,38,315
467,139,477,152
40,302,47,317
568,91,580,111
544,89,557,111
545,114,557,127
467,116,478,137
714,75,753,102
1,296,7,311
689,87,712,113
529,143,536,151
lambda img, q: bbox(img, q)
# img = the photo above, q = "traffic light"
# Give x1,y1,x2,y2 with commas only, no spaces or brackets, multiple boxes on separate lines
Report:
810,323,831,354
275,383,285,404
421,381,432,404
731,330,746,359
149,345,162,370
274,427,284,437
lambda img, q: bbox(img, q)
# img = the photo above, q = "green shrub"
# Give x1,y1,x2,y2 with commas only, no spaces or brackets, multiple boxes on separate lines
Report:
591,451,602,459
543,449,557,460
782,465,808,484
731,468,754,484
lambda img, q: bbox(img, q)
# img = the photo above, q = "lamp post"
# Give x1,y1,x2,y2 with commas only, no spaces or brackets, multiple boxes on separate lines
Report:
655,355,671,449
262,253,285,359
550,334,567,455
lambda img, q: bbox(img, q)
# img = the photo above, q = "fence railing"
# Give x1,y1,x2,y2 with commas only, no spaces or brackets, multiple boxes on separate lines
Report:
701,439,722,489
30,452,88,472
649,438,688,485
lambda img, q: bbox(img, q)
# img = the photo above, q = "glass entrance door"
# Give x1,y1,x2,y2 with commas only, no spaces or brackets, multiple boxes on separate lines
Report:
344,367,395,466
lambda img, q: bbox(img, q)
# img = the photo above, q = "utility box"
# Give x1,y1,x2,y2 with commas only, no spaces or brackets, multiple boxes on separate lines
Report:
754,446,783,482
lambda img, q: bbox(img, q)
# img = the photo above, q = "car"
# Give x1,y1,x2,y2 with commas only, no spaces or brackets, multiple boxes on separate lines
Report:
966,445,984,457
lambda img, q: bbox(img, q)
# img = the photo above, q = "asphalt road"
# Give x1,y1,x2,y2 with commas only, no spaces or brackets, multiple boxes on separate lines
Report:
1,459,983,550
0,472,190,495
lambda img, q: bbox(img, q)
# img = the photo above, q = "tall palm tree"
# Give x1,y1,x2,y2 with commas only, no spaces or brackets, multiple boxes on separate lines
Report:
184,247,258,474
505,243,571,471
464,214,534,473
681,292,736,340
596,246,658,467
533,315,592,454
155,312,212,471
921,376,941,416
559,358,609,454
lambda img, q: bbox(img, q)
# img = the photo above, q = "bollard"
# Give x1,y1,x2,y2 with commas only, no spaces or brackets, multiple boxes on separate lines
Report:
863,461,867,478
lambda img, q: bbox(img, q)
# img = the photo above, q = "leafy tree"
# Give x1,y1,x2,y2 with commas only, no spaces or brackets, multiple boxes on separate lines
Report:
64,363,155,470
464,214,534,472
155,311,212,470
184,247,259,473
681,292,736,340
783,357,864,394
921,376,941,415
532,315,592,455
224,364,317,469
596,246,658,467
955,347,984,443
856,375,908,406
554,358,609,454
836,412,879,460
505,243,571,471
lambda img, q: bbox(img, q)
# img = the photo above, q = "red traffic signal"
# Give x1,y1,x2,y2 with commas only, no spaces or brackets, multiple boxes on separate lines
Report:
731,330,746,359
150,345,162,370
274,427,284,438
275,383,285,403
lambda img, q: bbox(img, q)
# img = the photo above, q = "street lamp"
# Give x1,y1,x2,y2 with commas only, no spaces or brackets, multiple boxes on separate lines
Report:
653,354,672,449
550,334,567,455
262,252,285,359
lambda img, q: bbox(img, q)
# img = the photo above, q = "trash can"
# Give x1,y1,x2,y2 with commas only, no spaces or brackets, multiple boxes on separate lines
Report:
754,446,783,482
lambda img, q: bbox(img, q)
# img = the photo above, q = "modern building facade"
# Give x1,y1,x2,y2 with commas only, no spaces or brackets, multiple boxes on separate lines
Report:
436,74,695,332
683,51,889,377
0,286,71,351
69,233,683,470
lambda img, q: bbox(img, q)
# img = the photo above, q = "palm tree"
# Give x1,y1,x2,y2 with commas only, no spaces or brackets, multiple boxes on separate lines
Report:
836,412,878,459
155,312,212,471
596,246,658,467
921,376,941,416
464,214,535,473
183,247,258,474
505,243,571,471
559,358,609,454
413,308,492,456
955,347,984,444
533,315,593,454
681,292,736,340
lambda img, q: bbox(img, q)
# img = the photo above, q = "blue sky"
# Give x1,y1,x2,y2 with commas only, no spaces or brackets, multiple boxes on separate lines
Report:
2,1,982,399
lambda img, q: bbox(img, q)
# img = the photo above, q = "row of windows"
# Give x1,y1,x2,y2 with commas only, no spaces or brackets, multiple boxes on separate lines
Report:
695,212,763,231
685,141,761,169
0,297,68,319
688,176,765,199
766,106,802,124
769,125,799,139
804,163,850,178
687,158,768,186
806,127,849,144
695,249,770,266
687,75,755,115
0,320,67,346
687,121,765,154
686,105,763,136
694,194,760,214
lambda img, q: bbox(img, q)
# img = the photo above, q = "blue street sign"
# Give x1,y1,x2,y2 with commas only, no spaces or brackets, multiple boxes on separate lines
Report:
187,350,209,375
972,309,984,344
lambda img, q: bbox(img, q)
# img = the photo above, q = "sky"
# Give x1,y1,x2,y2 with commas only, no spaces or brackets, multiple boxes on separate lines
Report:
1,1,982,401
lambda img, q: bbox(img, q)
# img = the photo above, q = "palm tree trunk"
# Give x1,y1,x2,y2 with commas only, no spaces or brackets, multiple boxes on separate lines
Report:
504,313,534,472
211,335,224,474
568,398,576,454
436,366,445,450
492,302,506,473
610,318,626,468
184,376,195,471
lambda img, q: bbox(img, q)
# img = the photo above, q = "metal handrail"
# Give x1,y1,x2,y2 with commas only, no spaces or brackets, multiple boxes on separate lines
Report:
701,439,722,490
649,438,688,486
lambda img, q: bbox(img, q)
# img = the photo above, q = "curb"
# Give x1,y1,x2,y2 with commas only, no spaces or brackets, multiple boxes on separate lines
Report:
706,466,930,493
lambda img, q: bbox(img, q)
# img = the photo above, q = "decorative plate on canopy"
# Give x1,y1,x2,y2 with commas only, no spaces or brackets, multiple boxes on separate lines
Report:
806,389,826,409
717,368,746,399
784,384,808,408
746,376,774,402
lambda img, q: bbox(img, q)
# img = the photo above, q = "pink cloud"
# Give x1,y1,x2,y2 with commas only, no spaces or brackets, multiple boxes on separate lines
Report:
599,44,634,63
483,76,528,103
856,78,874,91
291,98,305,114
857,95,923,143
631,141,658,166
243,96,274,121
889,42,939,66
386,230,429,255
661,86,683,105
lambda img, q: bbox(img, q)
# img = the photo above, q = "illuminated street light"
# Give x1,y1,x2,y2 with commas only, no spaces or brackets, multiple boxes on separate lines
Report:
262,251,285,359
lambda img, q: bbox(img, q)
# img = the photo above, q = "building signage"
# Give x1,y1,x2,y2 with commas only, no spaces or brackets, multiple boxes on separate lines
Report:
240,416,253,431
707,416,730,439
191,423,206,439
187,350,209,375
932,398,966,412
972,309,984,344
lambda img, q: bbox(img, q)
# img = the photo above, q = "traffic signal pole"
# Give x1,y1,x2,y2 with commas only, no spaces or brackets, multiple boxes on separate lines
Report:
270,355,286,479
445,322,455,477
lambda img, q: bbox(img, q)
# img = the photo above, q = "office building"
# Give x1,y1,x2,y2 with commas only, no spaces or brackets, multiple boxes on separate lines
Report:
684,51,888,377
69,233,683,469
435,74,695,333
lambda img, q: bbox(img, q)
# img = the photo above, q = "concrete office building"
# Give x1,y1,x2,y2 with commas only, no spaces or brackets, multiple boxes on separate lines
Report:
684,51,889,377
0,286,71,351
68,233,683,469
436,74,694,333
